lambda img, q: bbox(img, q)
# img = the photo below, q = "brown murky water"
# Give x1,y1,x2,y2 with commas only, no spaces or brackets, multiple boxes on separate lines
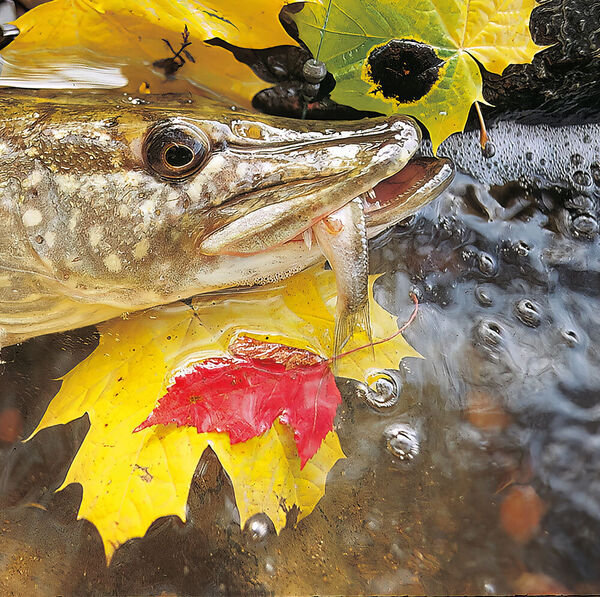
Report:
2,119,600,596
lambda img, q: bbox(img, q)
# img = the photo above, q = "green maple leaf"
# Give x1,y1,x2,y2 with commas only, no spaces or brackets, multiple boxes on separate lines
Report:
293,0,543,150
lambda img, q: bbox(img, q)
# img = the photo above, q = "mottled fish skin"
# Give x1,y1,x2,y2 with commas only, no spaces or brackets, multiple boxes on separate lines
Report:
0,89,427,346
313,197,372,358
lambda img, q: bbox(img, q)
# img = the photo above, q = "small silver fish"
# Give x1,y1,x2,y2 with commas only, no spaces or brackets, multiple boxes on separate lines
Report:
313,197,372,359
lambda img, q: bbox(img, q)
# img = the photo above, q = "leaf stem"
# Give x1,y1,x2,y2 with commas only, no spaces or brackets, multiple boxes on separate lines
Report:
329,292,419,364
475,101,488,149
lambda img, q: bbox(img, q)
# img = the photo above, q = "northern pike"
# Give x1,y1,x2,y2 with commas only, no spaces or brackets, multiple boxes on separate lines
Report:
0,89,454,347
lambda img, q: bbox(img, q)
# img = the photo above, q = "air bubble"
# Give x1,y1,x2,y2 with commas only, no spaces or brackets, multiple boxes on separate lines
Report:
384,423,420,465
591,163,600,186
244,513,275,542
525,152,533,161
360,371,401,409
572,170,592,187
475,286,493,307
478,252,497,276
571,214,598,238
571,153,584,167
475,319,504,348
515,299,542,328
482,142,496,158
302,58,327,84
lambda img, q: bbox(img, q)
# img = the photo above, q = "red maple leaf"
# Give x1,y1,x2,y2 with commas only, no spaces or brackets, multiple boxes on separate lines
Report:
134,336,341,467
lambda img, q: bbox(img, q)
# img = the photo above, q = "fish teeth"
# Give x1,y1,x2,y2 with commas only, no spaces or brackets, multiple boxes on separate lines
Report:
302,229,313,250
367,189,377,200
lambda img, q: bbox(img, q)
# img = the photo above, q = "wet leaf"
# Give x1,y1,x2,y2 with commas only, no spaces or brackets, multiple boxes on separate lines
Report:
1,0,298,104
135,337,341,467
28,265,418,560
293,0,542,150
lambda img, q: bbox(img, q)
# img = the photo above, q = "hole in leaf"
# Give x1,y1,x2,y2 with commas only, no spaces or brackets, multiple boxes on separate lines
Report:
366,39,444,103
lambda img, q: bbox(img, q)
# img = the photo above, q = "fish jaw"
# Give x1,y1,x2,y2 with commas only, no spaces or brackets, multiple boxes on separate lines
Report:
192,114,422,256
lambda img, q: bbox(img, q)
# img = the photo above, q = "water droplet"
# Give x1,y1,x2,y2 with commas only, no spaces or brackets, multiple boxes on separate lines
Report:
478,252,497,276
515,299,542,328
384,423,420,465
362,371,401,409
525,151,533,161
572,170,592,187
475,286,493,307
244,514,275,542
475,319,504,348
570,153,584,167
571,214,598,238
482,141,496,158
540,158,546,166
264,557,276,576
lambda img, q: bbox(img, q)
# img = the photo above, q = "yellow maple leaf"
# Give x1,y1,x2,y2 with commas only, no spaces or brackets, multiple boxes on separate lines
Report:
293,0,543,150
29,265,418,561
1,0,298,105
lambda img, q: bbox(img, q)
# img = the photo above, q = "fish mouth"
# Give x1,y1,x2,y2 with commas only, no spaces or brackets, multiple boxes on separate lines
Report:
290,155,455,246
197,155,454,255
362,156,454,235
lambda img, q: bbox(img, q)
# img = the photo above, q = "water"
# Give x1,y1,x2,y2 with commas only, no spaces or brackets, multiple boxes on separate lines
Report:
1,148,599,593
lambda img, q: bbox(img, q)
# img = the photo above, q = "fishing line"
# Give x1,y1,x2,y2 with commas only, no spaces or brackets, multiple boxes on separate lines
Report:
315,0,333,62
301,0,332,119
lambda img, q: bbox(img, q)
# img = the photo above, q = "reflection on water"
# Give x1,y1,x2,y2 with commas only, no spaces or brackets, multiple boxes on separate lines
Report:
1,154,600,594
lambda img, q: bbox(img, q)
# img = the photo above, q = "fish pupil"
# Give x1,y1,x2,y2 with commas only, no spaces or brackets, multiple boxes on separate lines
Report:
165,144,194,168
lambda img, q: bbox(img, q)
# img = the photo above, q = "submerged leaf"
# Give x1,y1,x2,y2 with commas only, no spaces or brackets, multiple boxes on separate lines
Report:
293,0,542,150
28,266,418,560
1,0,298,103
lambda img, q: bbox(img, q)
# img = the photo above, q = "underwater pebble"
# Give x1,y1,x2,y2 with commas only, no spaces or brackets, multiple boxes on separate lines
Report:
500,485,546,544
512,572,569,595
466,390,511,431
0,407,23,443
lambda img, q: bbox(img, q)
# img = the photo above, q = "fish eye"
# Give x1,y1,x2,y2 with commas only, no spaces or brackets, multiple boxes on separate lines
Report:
144,121,209,180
